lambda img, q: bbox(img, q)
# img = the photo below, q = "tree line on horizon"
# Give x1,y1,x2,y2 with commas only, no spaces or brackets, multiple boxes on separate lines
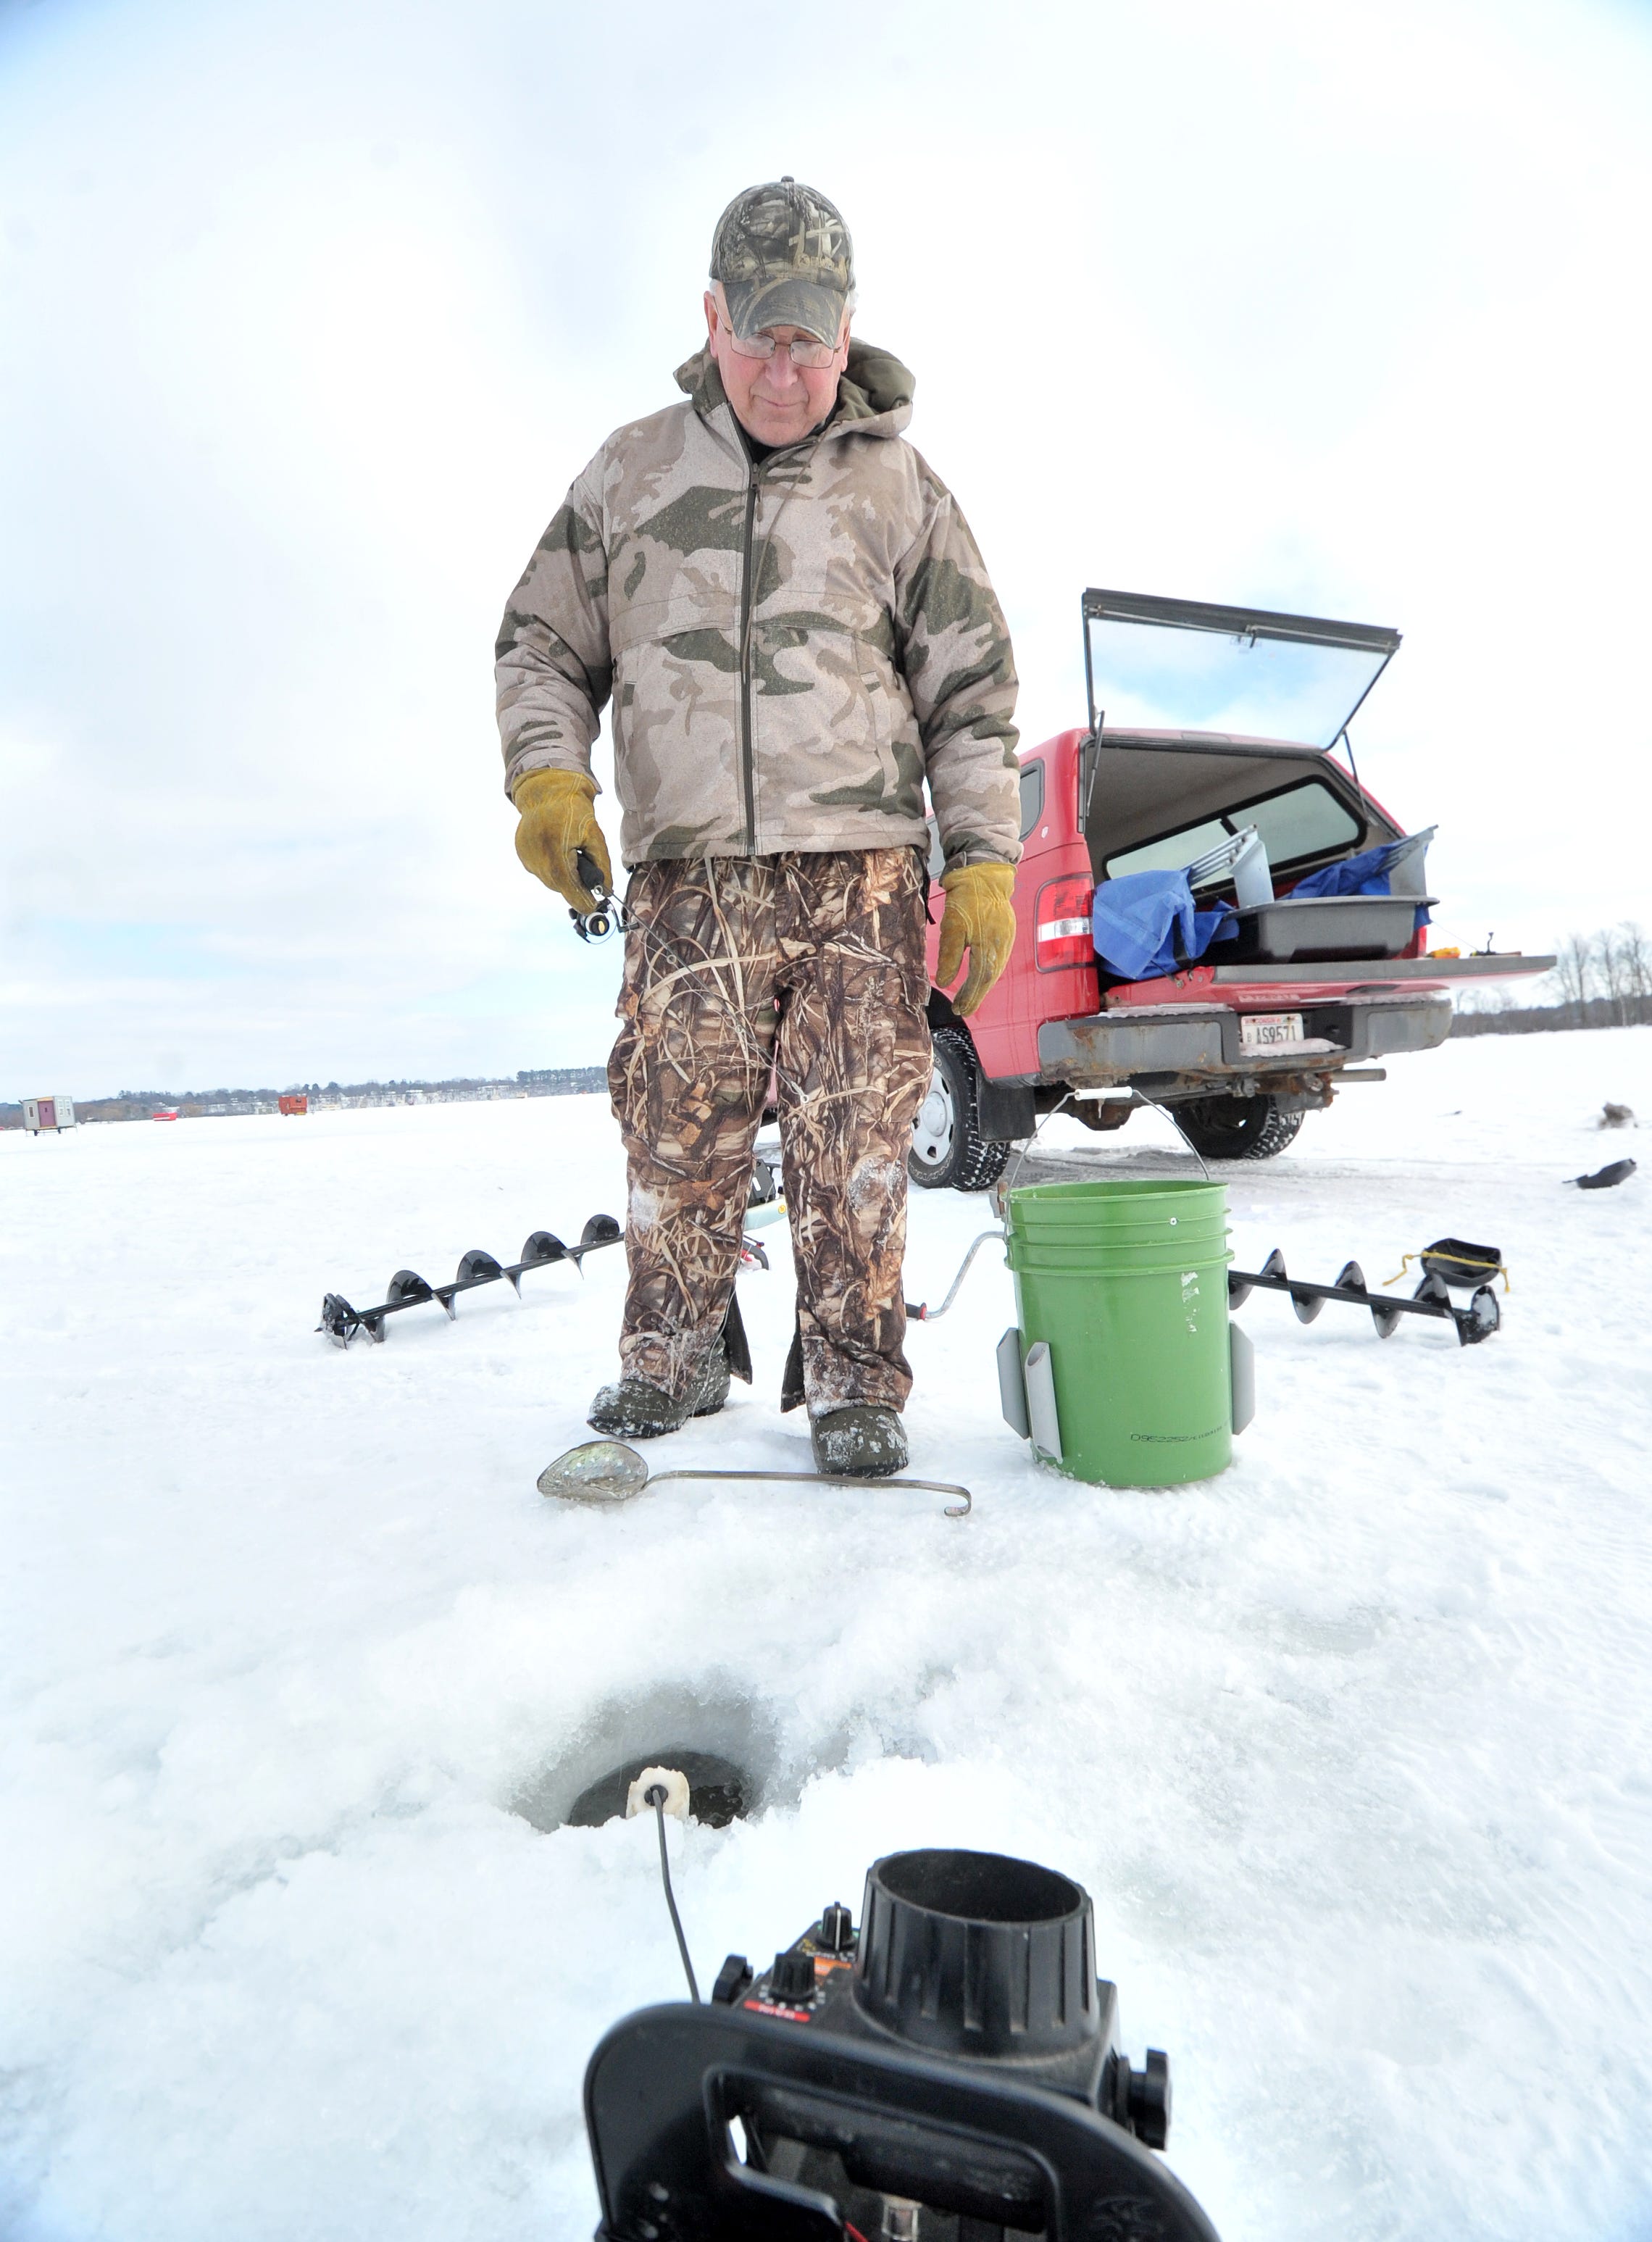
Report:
1453,921,1652,1036
1,1066,609,1128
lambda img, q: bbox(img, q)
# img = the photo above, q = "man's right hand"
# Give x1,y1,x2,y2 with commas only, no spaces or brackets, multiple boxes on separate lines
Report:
512,769,614,911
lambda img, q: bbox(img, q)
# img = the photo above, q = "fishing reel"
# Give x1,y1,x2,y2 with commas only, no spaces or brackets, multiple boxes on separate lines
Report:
585,1845,1221,2240
571,849,623,943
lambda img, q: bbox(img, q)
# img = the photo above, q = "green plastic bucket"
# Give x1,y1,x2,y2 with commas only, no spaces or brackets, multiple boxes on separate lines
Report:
1004,1177,1233,1487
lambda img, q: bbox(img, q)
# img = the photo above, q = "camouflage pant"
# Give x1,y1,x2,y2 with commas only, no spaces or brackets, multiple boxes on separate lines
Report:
607,849,932,1416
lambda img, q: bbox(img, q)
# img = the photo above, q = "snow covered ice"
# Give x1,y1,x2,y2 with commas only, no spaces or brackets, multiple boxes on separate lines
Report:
3,1032,1651,2241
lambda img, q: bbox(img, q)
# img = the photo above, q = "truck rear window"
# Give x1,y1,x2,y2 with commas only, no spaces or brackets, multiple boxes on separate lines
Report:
1103,778,1361,880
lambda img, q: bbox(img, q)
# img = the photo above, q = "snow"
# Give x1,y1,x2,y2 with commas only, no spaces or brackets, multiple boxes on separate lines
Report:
3,1031,1650,2242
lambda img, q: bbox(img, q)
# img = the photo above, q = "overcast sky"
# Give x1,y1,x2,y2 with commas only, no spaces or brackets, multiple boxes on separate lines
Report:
3,0,1651,1096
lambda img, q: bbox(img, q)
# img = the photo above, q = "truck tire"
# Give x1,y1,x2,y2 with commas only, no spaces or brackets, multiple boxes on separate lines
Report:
1173,1093,1305,1162
909,1024,1010,1193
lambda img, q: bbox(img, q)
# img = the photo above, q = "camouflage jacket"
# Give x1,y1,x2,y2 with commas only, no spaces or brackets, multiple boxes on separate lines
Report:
496,342,1020,871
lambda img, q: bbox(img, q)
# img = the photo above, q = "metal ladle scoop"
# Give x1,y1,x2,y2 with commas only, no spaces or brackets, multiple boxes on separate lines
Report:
537,1439,971,1519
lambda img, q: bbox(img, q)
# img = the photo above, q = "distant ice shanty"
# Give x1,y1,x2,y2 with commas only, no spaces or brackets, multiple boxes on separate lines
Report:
22,1098,76,1134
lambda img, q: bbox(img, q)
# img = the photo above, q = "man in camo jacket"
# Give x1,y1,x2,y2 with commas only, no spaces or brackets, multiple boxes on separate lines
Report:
497,178,1021,1477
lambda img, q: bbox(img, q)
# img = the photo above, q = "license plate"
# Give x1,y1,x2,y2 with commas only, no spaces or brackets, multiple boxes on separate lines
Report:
1240,1012,1304,1052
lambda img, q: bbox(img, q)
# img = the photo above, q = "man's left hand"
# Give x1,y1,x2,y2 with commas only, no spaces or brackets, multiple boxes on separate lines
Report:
936,862,1017,1015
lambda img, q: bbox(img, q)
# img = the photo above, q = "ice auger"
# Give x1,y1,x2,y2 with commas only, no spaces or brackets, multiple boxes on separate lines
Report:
1227,1249,1500,1346
318,1215,623,1346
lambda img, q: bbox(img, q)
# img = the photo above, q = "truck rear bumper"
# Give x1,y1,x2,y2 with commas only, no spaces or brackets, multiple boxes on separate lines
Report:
1036,990,1453,1091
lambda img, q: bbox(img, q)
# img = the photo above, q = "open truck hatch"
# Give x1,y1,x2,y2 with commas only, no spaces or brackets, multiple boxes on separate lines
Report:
1081,586,1400,751
1077,589,1427,967
1080,588,1404,892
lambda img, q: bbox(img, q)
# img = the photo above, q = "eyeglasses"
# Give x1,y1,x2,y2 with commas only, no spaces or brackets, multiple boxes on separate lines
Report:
721,322,843,370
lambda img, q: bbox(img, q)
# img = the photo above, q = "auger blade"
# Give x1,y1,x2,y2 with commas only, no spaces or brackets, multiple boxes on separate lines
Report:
1333,1257,1395,1340
385,1270,433,1307
570,1212,622,1270
318,1293,359,1346
1260,1247,1322,1323
1454,1285,1501,1346
456,1249,503,1283
506,1230,568,1291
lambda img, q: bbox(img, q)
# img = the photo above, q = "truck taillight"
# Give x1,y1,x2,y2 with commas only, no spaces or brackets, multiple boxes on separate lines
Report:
1035,875,1095,970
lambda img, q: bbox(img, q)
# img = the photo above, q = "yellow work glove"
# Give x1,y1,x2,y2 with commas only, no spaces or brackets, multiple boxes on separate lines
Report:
935,862,1017,1016
512,768,614,912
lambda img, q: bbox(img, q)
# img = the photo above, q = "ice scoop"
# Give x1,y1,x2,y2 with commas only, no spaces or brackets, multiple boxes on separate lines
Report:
537,1438,970,1518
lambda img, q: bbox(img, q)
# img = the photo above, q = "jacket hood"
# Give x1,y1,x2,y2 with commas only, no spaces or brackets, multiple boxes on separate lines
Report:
673,338,914,438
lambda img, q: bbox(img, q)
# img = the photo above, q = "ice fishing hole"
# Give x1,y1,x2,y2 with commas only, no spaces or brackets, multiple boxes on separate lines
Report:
508,1684,790,1834
567,1749,750,1829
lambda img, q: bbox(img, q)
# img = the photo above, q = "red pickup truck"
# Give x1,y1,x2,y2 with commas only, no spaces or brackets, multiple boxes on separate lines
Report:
913,588,1552,1191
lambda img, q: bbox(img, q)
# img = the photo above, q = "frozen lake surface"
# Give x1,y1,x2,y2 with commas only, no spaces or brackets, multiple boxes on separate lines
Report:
3,1030,1650,2241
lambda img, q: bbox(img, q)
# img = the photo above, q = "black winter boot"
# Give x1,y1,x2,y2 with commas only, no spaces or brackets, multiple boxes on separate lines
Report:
588,1343,731,1441
810,1404,908,1479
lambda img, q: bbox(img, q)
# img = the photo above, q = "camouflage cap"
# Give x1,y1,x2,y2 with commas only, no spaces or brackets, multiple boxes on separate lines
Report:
709,177,854,345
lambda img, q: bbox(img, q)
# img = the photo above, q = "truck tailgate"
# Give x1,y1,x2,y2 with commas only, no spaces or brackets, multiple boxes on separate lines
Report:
1100,954,1556,1009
